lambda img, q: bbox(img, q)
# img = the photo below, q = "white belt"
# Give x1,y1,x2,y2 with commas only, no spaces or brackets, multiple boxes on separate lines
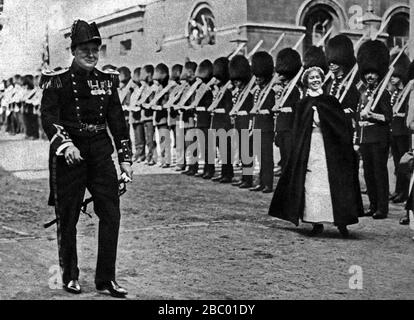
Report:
359,121,375,127
237,111,248,116
196,107,206,111
279,107,292,113
214,108,225,114
394,113,405,118
344,108,353,114
258,109,270,115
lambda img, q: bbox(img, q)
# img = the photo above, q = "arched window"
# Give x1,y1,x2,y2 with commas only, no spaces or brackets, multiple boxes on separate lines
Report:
297,0,345,54
187,3,216,49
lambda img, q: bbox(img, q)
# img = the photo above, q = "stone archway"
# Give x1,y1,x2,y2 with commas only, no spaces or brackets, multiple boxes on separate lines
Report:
296,0,346,53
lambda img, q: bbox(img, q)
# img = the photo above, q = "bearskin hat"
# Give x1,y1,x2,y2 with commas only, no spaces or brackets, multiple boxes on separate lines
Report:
70,20,102,49
229,55,251,84
275,48,302,80
196,59,214,82
357,40,390,81
391,52,411,85
251,51,274,80
303,46,328,73
326,34,356,73
213,57,230,84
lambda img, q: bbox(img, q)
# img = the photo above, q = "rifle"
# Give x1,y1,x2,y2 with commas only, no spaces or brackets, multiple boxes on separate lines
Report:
247,40,264,59
249,33,308,115
273,66,304,112
229,78,256,116
148,81,176,110
230,33,286,116
207,81,232,113
43,176,129,229
269,33,286,55
139,84,159,109
187,77,217,111
393,80,414,115
316,26,333,47
173,78,203,110
369,44,408,112
334,19,390,103
228,42,247,60
163,82,188,110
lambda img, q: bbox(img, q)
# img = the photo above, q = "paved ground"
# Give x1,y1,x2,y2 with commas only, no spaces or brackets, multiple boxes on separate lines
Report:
0,132,413,300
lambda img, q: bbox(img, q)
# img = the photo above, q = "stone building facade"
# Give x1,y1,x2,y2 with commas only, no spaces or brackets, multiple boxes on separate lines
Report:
1,0,411,76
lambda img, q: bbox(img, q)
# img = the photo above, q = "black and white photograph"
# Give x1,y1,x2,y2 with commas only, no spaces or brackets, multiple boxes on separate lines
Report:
0,0,413,306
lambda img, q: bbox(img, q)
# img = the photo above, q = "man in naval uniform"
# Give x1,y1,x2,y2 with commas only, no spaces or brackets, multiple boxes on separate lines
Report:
41,20,133,298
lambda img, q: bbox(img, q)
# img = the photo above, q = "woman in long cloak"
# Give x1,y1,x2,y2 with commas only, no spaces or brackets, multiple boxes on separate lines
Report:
269,67,362,237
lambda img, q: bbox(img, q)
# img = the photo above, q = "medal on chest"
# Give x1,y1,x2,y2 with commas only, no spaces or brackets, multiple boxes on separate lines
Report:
87,80,111,96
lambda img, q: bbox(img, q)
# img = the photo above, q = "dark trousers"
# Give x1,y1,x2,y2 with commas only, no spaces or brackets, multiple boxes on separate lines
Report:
198,127,214,175
390,135,410,197
132,123,146,160
213,130,234,179
275,130,293,171
258,131,274,189
6,112,18,134
360,142,390,214
237,128,253,183
143,121,156,162
25,114,39,139
52,134,120,285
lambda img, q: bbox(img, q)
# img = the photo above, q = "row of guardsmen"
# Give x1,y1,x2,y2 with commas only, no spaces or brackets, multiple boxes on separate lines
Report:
0,74,45,139
114,33,413,223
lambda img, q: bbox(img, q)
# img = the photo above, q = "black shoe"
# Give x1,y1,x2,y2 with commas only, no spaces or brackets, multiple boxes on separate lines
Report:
202,174,214,180
400,215,410,225
361,209,375,217
392,194,407,204
161,164,171,169
338,226,349,238
147,160,156,166
262,186,273,194
232,179,243,186
310,224,324,236
372,211,388,220
195,172,205,177
212,176,223,182
250,185,265,192
175,166,186,172
96,280,128,298
239,182,253,189
219,177,233,184
63,280,81,294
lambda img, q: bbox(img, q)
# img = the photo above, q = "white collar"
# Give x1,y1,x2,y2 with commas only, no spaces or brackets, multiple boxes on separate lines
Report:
307,88,323,97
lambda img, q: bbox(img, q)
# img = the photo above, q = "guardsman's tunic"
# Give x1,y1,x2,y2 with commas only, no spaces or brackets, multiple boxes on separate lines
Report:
390,88,410,198
233,88,254,183
40,60,132,285
355,88,392,215
252,85,275,190
274,85,302,170
211,87,234,180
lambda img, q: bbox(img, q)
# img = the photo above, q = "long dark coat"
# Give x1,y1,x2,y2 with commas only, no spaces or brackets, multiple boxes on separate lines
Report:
268,94,362,226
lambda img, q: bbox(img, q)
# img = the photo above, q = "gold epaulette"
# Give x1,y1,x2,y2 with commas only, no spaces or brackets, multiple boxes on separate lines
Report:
98,68,120,88
40,67,69,89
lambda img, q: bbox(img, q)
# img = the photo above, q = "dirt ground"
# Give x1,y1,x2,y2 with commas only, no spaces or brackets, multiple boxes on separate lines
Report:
0,133,413,300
